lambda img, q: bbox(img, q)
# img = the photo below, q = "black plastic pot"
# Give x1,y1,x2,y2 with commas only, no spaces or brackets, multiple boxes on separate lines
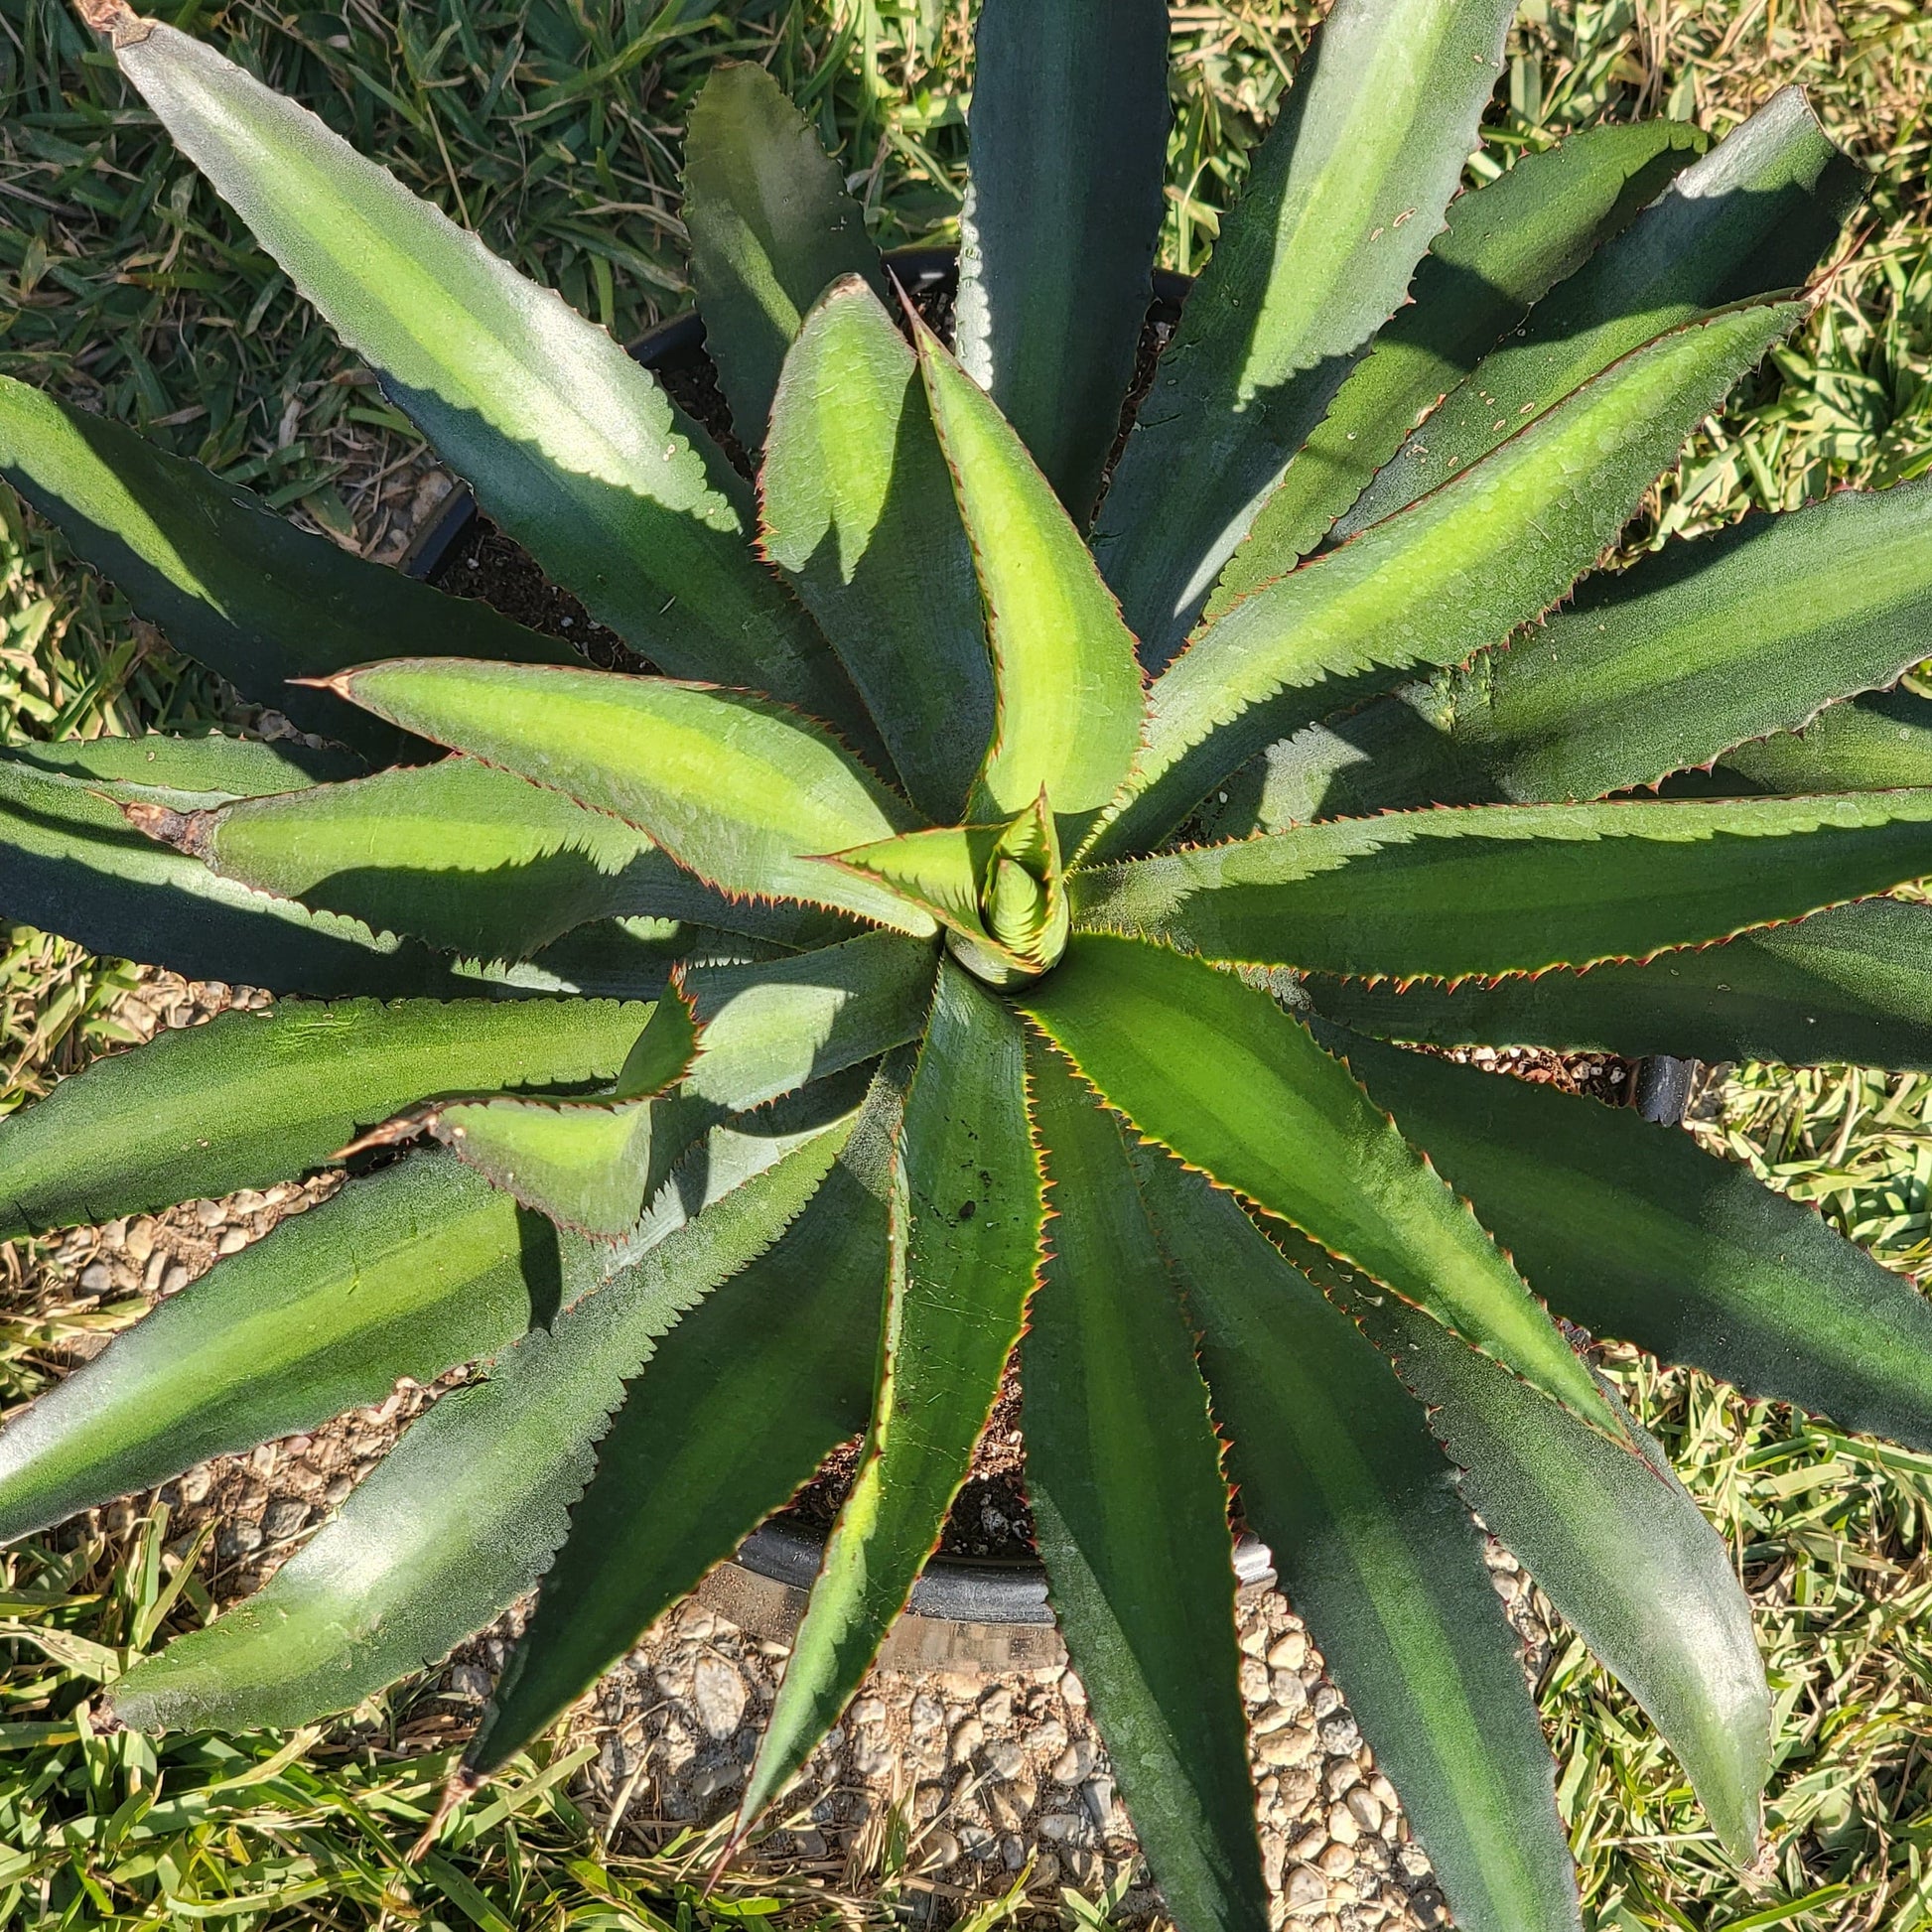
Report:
394,247,1688,1662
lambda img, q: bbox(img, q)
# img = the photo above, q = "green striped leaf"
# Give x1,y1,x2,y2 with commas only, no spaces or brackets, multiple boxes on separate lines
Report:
1023,1048,1267,1932
1439,481,1932,804
953,0,1170,522
110,1119,852,1733
1070,790,1932,982
913,316,1145,854
738,962,1042,1832
1326,1027,1932,1456
0,756,481,998
129,757,717,965
1206,122,1706,619
1310,897,1932,1069
682,63,884,446
1094,299,1804,859
322,659,933,933
108,20,864,735
0,377,567,761
1342,86,1861,534
1092,0,1518,668
1358,1291,1769,1862
760,278,993,821
8,732,360,797
1018,936,1622,1440
1721,685,1932,794
0,1156,600,1546
465,1056,904,1782
0,995,651,1242
1135,1152,1583,1932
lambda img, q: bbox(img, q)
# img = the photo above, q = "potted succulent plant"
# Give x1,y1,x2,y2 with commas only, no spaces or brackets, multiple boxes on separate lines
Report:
4,2,1932,1928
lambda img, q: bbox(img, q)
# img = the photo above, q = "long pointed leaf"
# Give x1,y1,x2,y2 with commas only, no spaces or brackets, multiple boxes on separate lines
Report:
1135,1152,1583,1932
1721,686,1932,795
682,63,884,446
1018,935,1621,1440
1324,1026,1932,1453
1070,789,1932,981
1022,1047,1267,1932
760,278,993,821
912,316,1145,854
1342,86,1860,534
0,994,651,1241
738,960,1042,1831
1093,299,1804,859
1205,121,1706,618
322,659,933,932
0,376,568,760
110,1118,853,1732
101,15,864,734
11,732,361,797
1311,897,1932,1069
465,1055,906,1781
1092,0,1517,668
953,0,1170,522
0,1156,598,1546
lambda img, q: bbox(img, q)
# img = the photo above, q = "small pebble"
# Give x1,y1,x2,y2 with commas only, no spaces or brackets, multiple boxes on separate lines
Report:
1060,1670,1087,1710
909,1692,945,1735
1268,1630,1309,1672
692,1655,748,1740
1050,1739,1096,1784
982,1736,1025,1780
922,1827,960,1868
949,1717,985,1766
978,1686,1013,1725
217,1226,248,1255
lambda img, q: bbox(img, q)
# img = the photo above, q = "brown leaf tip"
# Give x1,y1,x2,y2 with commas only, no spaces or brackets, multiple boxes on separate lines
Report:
75,0,150,47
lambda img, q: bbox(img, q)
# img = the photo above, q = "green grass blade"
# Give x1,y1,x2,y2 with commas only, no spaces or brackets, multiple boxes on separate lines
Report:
1442,481,1932,803
1094,299,1803,859
0,993,651,1241
0,1156,599,1546
110,1119,853,1733
737,961,1042,1834
1135,1152,1583,1932
322,659,935,933
1071,789,1932,981
1205,121,1706,619
107,19,862,733
912,316,1146,855
133,757,722,965
1092,0,1517,668
465,1057,905,1782
1308,897,1932,1068
682,63,884,447
1342,85,1861,534
1022,1047,1268,1932
1018,935,1624,1442
0,756,484,998
0,376,568,762
761,279,993,821
1326,1026,1932,1453
953,0,1170,523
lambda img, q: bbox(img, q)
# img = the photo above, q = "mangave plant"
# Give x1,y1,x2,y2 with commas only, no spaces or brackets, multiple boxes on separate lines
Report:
3,3,1930,1928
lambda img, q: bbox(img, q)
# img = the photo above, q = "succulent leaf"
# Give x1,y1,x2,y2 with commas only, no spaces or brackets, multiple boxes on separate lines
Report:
465,1055,906,1782
1135,1151,1585,1932
10,731,363,798
110,1117,853,1732
1019,935,1627,1442
1310,897,1932,1068
1023,1047,1269,1932
1070,788,1932,981
1094,298,1806,859
0,1156,599,1545
953,0,1171,523
321,659,936,933
1094,0,1519,667
911,312,1147,853
1206,120,1709,618
739,961,1043,1834
101,20,872,740
760,277,994,820
1719,684,1932,794
682,63,885,446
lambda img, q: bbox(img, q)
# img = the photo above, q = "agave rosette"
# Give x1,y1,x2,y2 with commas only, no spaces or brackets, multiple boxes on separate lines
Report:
4,4,1932,1928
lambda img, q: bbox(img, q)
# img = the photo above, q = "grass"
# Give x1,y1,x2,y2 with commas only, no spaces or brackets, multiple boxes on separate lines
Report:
3,0,1932,1927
